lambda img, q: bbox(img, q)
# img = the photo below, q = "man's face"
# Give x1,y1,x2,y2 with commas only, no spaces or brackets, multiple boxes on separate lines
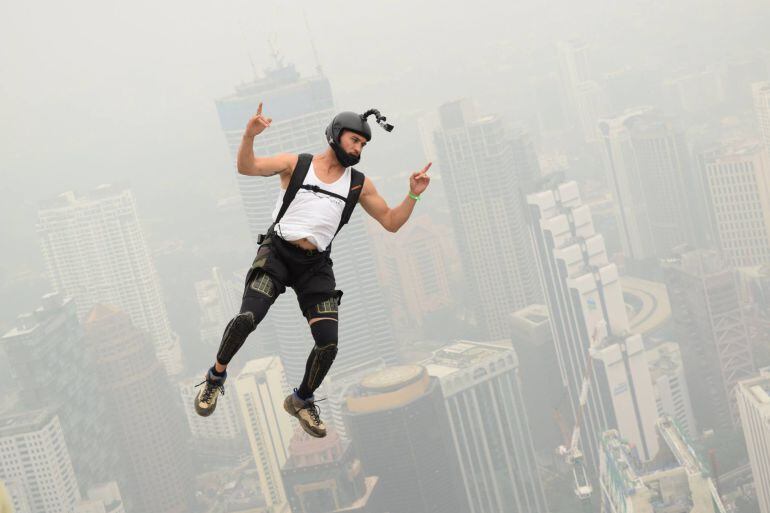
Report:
339,130,368,158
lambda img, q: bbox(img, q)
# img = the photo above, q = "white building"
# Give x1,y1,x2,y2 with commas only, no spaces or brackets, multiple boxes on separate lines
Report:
234,357,295,511
527,180,660,471
0,410,81,513
179,377,244,442
737,369,770,513
646,342,697,439
195,267,241,348
36,185,183,376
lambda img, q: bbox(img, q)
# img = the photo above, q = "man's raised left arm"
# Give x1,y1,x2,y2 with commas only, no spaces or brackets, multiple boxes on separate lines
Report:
359,162,431,233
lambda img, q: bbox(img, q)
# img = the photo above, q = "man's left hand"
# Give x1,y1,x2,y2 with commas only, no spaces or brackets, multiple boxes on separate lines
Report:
409,162,432,196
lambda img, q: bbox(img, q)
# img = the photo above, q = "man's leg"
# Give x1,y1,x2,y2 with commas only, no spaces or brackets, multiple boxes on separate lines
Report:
283,295,340,438
195,266,285,417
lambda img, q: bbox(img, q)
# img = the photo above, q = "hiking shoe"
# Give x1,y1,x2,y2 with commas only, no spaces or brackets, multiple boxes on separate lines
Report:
194,370,226,417
283,388,327,438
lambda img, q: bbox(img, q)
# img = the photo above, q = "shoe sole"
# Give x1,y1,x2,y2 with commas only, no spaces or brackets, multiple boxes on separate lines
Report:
283,395,326,438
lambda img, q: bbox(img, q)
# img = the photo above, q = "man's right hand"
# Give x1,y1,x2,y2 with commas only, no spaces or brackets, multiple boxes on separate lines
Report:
245,102,272,138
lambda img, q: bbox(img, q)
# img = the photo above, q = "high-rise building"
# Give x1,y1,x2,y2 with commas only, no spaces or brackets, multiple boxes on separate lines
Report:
369,215,457,335
195,267,241,348
234,357,295,511
600,418,727,513
509,304,564,456
215,61,397,387
433,99,541,338
598,108,699,261
737,369,770,513
646,342,698,439
662,248,756,430
36,185,183,376
83,304,193,513
0,294,121,495
754,82,770,154
421,341,549,513
556,39,609,142
341,365,470,513
0,409,81,513
280,429,383,513
702,142,770,267
527,180,660,473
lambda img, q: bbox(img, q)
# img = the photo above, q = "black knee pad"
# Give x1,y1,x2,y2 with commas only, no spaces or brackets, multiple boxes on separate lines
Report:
216,311,256,365
310,318,338,348
304,319,338,390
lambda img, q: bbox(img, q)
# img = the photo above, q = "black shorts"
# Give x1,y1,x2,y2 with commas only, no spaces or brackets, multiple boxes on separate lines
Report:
243,234,343,319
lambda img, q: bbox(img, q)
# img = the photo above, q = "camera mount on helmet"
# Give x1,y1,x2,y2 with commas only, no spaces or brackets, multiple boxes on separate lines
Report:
325,108,394,167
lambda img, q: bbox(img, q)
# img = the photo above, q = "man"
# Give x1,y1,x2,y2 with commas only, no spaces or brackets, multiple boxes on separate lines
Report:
194,103,431,438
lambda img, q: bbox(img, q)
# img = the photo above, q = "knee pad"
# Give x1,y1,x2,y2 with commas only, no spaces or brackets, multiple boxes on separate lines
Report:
216,311,256,365
310,318,338,348
305,319,338,390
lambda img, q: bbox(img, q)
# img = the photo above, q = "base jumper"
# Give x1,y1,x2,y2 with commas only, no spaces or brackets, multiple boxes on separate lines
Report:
194,103,431,438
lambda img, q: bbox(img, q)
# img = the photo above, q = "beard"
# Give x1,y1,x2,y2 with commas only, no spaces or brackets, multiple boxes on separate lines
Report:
331,142,360,167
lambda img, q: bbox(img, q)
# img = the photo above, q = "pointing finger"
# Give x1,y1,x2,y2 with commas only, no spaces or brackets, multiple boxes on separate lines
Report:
257,102,263,116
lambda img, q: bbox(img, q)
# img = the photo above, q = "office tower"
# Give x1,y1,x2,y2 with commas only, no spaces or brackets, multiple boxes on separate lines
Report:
215,61,397,386
0,409,81,513
281,429,383,513
0,294,120,494
556,39,609,142
83,304,192,513
754,82,770,154
421,341,549,513
702,142,770,267
369,215,456,334
598,108,699,261
662,248,756,430
195,267,241,347
509,304,564,456
433,98,541,338
737,370,770,513
645,342,698,439
600,418,727,513
36,185,183,376
527,180,660,473
341,365,470,513
234,357,295,511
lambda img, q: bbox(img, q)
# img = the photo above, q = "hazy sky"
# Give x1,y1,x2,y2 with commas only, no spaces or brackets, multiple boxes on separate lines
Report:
2,0,769,275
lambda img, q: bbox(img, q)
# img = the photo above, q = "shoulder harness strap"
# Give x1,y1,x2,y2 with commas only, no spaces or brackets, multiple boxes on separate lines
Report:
259,153,313,243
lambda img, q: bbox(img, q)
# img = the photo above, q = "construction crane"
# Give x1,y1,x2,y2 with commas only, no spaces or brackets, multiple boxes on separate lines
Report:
554,320,607,506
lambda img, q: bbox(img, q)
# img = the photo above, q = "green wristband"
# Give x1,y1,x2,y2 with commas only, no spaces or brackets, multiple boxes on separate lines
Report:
409,192,421,201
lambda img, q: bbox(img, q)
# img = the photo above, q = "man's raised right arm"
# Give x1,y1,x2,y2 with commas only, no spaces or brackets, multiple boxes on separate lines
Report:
236,101,292,177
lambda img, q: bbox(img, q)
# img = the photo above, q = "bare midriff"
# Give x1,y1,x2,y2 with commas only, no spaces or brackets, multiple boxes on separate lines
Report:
288,237,318,251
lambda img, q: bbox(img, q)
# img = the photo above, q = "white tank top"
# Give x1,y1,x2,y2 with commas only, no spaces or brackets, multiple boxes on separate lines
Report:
272,162,351,252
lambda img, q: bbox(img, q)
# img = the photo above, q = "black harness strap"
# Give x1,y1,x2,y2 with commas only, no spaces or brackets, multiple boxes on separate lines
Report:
257,153,366,248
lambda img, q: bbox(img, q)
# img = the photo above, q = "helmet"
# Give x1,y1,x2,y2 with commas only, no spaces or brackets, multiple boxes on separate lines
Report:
325,111,372,167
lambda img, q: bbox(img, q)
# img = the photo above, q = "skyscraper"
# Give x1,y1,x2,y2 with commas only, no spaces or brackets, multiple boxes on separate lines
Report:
702,142,770,267
0,293,121,496
0,409,81,513
215,61,397,387
421,341,549,513
433,98,541,338
341,365,470,513
82,304,193,513
752,81,770,154
662,248,756,430
737,369,770,513
527,180,659,474
598,108,699,261
36,185,183,376
234,357,295,511
645,341,698,439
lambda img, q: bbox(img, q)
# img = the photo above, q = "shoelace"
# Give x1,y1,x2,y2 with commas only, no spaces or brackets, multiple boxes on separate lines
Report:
304,398,326,425
195,379,225,404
